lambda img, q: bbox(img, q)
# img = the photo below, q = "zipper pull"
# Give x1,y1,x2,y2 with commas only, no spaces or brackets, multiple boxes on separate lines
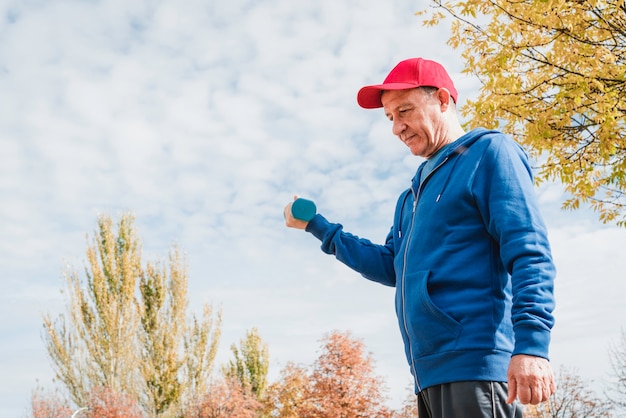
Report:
413,198,418,213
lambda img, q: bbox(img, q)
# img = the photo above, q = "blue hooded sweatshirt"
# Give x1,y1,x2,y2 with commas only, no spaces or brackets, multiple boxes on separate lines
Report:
305,128,556,392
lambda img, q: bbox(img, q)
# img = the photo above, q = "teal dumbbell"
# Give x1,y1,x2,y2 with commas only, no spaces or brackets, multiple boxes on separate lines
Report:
291,198,317,222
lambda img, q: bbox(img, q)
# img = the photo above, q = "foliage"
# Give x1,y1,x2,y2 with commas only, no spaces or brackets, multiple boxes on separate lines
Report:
30,388,72,418
264,362,311,418
30,387,144,418
524,366,613,417
41,213,221,417
213,331,394,417
85,387,145,418
393,383,419,418
418,0,626,225
186,377,262,418
272,330,394,418
222,327,270,401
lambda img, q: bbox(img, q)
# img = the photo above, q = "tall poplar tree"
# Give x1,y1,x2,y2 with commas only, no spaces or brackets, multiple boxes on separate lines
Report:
418,0,626,225
42,213,221,417
222,327,270,400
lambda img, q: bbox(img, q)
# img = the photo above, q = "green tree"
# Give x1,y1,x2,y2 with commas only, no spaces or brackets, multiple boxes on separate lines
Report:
222,327,270,400
418,0,626,225
42,213,221,417
137,245,222,416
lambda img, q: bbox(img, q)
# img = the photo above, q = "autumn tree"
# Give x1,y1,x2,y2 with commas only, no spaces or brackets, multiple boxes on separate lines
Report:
85,387,144,418
524,366,613,417
188,377,262,418
298,331,393,418
30,387,145,418
42,213,221,417
264,362,311,418
418,0,626,225
393,383,419,418
30,388,72,418
222,327,270,401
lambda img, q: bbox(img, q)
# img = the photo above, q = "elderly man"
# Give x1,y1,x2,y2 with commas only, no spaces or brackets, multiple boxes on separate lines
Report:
284,58,556,418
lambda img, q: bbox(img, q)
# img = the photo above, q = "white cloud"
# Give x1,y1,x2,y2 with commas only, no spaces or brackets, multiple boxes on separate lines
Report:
1,0,624,415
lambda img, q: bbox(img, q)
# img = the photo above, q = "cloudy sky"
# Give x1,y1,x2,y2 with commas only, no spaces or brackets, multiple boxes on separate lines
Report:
2,0,625,415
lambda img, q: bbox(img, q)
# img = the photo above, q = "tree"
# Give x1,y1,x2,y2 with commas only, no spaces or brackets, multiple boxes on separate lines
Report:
30,388,72,418
188,377,262,418
418,0,626,225
222,327,270,401
264,362,311,418
609,329,626,412
137,246,221,415
30,387,145,418
393,383,419,418
524,366,613,417
263,331,394,417
42,213,221,417
298,331,393,418
85,387,144,418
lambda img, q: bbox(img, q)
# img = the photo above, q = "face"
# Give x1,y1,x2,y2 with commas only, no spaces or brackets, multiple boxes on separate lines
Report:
382,88,447,158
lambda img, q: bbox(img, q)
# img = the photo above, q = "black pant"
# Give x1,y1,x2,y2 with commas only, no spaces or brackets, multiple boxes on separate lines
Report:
417,381,523,418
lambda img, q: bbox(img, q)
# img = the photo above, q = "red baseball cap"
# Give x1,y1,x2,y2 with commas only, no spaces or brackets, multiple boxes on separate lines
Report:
357,58,458,109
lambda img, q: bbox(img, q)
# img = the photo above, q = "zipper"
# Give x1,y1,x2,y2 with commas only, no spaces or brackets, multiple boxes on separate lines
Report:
400,155,450,394
400,187,420,392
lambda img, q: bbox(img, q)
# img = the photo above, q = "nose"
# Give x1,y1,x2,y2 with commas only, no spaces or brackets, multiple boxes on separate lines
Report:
392,119,406,137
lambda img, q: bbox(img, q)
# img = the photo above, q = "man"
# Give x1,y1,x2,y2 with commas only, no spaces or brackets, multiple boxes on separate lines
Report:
284,58,556,417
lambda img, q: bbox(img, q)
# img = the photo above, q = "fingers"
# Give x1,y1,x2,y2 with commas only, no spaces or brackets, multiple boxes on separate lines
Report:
283,202,292,221
506,376,517,404
284,200,309,230
283,195,299,223
530,381,550,405
517,383,540,405
518,385,534,405
508,355,555,405
508,375,543,405
541,372,556,403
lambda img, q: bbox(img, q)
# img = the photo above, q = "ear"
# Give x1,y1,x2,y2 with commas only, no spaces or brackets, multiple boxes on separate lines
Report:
436,88,452,111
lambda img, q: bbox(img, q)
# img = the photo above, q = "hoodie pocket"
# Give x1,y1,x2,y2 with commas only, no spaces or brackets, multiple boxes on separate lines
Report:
403,270,462,357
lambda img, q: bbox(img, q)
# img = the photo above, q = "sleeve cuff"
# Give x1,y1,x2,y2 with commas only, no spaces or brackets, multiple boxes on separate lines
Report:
513,324,551,360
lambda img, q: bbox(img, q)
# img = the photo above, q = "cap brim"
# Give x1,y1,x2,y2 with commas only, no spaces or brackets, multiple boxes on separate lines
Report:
357,83,420,109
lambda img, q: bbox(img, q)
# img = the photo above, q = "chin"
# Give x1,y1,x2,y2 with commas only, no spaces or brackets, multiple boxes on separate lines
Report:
410,148,424,157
